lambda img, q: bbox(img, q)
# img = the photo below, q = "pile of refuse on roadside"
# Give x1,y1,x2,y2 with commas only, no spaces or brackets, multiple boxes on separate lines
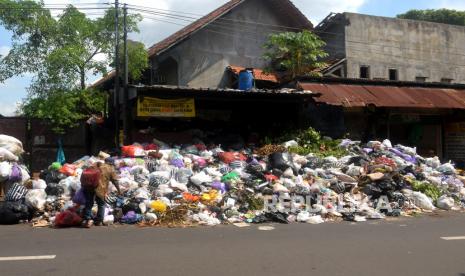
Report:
0,131,464,228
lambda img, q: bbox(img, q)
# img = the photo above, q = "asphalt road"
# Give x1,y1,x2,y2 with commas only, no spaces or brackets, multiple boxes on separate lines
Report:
0,212,465,276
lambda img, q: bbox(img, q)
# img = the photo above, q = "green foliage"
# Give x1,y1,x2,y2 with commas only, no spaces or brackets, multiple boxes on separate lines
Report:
263,30,328,79
0,2,146,133
117,40,149,81
410,180,443,203
263,127,347,158
21,89,106,134
397,9,465,26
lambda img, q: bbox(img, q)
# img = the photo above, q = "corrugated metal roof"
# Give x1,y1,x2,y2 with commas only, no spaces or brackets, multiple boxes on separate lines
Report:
228,66,280,83
132,84,316,96
299,82,465,109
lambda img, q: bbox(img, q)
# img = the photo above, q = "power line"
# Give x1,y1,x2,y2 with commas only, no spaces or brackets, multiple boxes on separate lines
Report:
126,4,306,31
133,8,465,60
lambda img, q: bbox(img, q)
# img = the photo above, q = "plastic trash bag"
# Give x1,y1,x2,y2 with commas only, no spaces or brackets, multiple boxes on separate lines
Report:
410,191,435,210
72,188,86,205
437,195,455,210
121,145,145,157
5,183,28,202
54,208,82,228
45,183,65,196
32,179,47,190
20,166,30,183
190,171,212,185
59,164,77,176
0,161,12,181
145,212,157,222
121,211,142,224
8,163,22,183
282,140,298,148
25,189,47,210
150,200,167,213
0,148,18,162
0,201,29,224
134,187,150,200
0,134,24,155
307,215,325,224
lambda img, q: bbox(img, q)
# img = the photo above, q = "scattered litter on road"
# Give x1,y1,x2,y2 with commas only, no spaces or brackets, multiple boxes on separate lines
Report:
258,226,275,231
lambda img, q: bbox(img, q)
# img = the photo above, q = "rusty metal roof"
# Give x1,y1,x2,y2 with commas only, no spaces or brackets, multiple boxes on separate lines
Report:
299,82,465,109
132,84,316,97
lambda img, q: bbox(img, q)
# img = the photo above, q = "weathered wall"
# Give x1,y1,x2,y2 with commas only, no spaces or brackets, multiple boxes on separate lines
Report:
317,16,346,63
343,13,465,83
152,0,303,88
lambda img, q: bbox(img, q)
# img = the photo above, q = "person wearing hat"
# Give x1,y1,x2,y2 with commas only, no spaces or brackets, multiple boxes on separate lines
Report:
82,158,121,228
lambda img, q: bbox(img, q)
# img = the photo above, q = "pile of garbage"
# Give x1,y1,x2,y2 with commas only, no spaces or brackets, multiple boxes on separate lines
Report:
1,133,465,227
0,135,31,224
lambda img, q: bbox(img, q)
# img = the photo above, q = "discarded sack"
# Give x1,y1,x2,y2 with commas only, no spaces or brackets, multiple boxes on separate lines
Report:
0,201,29,225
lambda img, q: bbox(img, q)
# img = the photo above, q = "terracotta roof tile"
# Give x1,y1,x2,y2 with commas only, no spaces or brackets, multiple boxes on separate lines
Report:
228,65,280,83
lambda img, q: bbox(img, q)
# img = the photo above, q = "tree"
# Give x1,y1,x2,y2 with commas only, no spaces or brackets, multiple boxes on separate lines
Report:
397,9,465,26
263,30,328,79
116,40,149,82
20,89,106,133
0,1,147,133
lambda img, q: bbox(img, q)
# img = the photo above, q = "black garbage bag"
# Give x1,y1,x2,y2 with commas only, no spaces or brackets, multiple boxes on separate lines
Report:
252,212,288,224
122,200,141,215
377,179,395,192
347,156,370,167
342,212,356,222
45,183,65,196
269,153,294,172
330,181,346,194
389,192,407,208
305,157,323,169
0,201,30,225
43,170,61,184
363,184,383,199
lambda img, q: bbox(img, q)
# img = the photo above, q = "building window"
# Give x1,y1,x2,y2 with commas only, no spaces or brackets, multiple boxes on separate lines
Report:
389,69,398,81
360,66,370,79
416,77,427,83
441,78,453,84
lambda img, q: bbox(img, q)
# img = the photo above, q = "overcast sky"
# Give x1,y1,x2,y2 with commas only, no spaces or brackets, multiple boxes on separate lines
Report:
1,0,465,116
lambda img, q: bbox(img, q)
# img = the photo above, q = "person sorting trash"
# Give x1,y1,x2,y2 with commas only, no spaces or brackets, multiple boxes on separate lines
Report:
81,158,121,228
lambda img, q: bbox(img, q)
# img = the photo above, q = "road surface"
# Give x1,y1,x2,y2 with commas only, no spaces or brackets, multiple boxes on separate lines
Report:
0,212,464,276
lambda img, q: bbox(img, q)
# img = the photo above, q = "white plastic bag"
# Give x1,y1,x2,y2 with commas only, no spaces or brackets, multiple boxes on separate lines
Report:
297,211,311,222
20,166,30,183
0,161,12,181
32,179,47,190
170,179,188,192
0,148,18,162
282,140,298,148
25,189,47,210
134,187,150,200
190,171,212,185
437,195,455,210
0,135,23,155
307,215,324,224
411,191,435,210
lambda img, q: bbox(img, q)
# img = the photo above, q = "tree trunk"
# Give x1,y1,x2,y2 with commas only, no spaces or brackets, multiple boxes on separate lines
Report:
80,69,85,90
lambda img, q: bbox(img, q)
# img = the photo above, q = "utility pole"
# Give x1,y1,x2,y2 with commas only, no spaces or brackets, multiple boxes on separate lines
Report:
114,0,120,148
122,3,131,145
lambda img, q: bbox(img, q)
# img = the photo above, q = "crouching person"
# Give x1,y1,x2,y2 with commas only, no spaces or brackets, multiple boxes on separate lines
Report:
81,159,120,228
